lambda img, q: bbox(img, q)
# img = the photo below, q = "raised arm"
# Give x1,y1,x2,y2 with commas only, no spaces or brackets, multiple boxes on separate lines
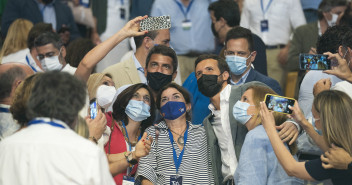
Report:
260,102,314,181
74,16,148,82
287,101,329,151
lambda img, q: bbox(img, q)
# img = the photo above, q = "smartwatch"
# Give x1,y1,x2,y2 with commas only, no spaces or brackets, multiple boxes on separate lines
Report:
125,152,138,165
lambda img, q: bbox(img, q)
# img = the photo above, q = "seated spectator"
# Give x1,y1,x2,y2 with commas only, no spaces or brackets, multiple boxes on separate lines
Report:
34,32,77,74
234,85,302,184
0,63,34,140
0,19,33,64
136,83,214,184
0,71,115,184
260,90,352,184
105,83,154,185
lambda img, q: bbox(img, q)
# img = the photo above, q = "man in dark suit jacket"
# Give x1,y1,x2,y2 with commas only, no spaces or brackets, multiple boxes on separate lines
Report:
224,26,282,95
194,54,299,185
1,0,80,40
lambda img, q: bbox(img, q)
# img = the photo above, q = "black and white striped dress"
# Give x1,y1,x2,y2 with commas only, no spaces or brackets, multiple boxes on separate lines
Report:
135,121,214,184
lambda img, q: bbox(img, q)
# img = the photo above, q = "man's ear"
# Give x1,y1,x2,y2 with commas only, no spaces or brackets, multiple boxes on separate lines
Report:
222,70,230,81
219,17,227,26
144,37,153,50
172,71,177,81
249,51,257,63
60,46,66,58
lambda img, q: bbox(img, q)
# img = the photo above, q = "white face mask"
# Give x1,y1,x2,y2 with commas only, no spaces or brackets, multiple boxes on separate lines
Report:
96,85,117,109
40,49,63,71
327,13,339,27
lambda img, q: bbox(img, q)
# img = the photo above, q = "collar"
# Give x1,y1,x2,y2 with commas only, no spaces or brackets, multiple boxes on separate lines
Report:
317,21,322,36
231,68,251,85
132,54,144,71
208,84,232,115
0,104,10,109
29,117,70,129
154,120,194,131
34,0,56,6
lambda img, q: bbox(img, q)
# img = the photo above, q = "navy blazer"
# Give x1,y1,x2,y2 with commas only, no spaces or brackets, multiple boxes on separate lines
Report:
245,69,283,95
1,0,80,40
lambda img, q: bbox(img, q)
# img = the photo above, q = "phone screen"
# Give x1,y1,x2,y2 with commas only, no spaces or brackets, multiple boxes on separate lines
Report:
299,53,331,70
90,100,98,119
264,94,295,114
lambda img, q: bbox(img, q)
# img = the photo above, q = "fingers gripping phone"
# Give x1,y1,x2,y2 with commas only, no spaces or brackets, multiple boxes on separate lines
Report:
140,15,171,31
299,53,331,70
89,99,98,119
264,94,295,114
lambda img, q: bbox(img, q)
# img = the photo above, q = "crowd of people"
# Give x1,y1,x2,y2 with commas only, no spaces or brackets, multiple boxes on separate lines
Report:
0,0,352,185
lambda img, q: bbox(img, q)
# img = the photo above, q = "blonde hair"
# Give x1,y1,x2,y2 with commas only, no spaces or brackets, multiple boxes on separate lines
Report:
314,90,352,155
0,19,33,60
10,73,42,127
247,85,297,154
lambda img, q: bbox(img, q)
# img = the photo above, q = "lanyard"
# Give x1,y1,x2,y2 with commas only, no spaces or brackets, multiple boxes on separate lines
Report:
0,107,9,113
260,0,273,16
27,119,66,129
26,55,37,72
174,0,194,20
121,121,132,151
168,124,189,174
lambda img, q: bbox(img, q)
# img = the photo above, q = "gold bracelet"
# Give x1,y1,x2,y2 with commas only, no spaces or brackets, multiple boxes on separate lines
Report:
89,136,98,144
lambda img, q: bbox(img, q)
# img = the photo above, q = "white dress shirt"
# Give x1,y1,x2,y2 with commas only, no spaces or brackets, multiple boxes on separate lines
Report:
0,118,114,185
240,0,306,45
208,84,238,182
132,54,147,84
0,104,19,141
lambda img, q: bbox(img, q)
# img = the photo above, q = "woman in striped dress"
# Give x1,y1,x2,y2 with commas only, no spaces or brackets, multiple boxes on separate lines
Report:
136,83,214,184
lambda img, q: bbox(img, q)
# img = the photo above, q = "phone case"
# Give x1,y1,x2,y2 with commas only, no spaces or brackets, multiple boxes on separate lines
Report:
264,94,295,115
299,53,331,70
140,15,171,31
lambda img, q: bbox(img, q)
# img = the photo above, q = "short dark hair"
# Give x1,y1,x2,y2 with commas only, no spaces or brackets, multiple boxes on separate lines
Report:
208,0,240,27
316,25,352,54
339,5,352,28
65,38,95,67
0,66,26,100
26,71,86,126
27,23,53,50
318,0,347,20
156,83,192,121
225,26,254,52
112,83,155,134
194,54,231,83
145,45,178,73
34,32,63,50
134,30,159,49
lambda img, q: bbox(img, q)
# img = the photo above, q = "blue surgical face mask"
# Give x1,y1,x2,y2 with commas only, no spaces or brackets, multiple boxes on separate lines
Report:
312,117,323,135
225,54,251,75
125,100,151,122
160,101,186,120
233,100,255,125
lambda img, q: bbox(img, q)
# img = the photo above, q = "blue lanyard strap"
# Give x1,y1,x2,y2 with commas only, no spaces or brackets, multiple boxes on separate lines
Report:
26,55,37,72
168,124,189,174
27,119,66,129
174,0,194,20
121,121,132,151
0,107,10,113
260,0,273,15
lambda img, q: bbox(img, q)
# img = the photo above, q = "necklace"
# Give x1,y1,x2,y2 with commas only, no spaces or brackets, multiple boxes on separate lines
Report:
119,121,141,147
169,127,186,146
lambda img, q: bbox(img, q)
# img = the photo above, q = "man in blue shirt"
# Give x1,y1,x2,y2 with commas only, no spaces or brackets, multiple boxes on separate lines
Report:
151,0,215,82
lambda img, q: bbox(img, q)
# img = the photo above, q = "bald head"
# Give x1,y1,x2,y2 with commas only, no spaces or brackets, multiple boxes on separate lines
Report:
0,63,34,104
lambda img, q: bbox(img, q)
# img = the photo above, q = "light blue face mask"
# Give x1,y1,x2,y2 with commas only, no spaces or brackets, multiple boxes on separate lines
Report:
225,54,251,75
125,100,151,122
312,117,323,135
233,101,255,125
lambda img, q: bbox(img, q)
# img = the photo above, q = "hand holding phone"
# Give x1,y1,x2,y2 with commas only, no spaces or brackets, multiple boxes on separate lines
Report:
264,94,295,114
299,53,331,70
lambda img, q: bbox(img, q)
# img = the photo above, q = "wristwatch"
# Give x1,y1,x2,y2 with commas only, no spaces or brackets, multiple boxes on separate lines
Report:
125,152,138,165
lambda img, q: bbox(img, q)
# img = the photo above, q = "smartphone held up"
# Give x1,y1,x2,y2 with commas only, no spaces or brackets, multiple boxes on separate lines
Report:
299,53,331,70
264,94,295,114
140,15,171,31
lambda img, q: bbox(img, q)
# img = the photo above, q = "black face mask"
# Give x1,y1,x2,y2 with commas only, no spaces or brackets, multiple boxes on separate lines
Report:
42,0,53,4
211,23,219,39
197,74,224,97
147,72,173,92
